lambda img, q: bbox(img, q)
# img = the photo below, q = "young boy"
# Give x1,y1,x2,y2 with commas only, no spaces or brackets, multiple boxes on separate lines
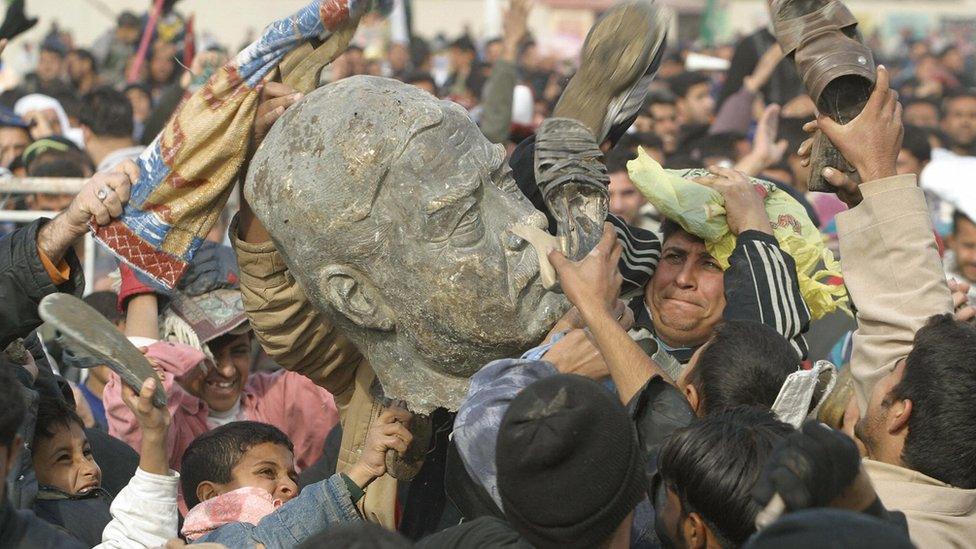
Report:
180,408,412,547
30,396,112,546
30,375,181,548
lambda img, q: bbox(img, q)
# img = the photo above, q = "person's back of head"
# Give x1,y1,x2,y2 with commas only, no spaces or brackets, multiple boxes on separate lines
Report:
496,374,646,549
180,420,296,509
80,86,133,140
898,314,976,488
658,406,794,547
683,320,800,416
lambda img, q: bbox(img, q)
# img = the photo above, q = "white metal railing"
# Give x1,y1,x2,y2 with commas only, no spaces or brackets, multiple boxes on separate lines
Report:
1,177,95,295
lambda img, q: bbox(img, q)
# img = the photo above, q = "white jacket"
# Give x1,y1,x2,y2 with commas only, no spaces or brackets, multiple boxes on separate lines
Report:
95,468,180,548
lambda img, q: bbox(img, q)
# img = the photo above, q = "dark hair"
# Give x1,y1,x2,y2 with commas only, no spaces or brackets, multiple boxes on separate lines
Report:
900,125,932,164
661,218,688,244
117,11,140,28
404,71,436,88
644,90,677,111
27,150,92,178
616,132,664,153
692,131,746,163
952,209,975,236
659,406,793,546
895,314,976,488
668,71,711,99
40,43,66,58
68,49,97,73
605,147,636,174
123,83,152,102
80,87,133,138
0,364,27,448
83,291,123,325
450,35,476,53
688,321,800,415
943,89,976,116
33,396,85,444
181,421,294,508
905,96,940,114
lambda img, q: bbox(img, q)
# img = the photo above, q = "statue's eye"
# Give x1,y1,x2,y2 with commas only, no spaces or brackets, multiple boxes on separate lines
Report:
450,201,484,248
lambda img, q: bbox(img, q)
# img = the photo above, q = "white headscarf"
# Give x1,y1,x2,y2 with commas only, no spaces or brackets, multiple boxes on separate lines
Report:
13,93,86,149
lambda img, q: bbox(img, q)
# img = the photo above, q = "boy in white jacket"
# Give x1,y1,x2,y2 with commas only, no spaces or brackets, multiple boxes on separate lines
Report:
97,376,179,548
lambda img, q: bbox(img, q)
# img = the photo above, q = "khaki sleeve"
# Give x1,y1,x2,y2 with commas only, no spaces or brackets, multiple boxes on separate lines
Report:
230,215,368,408
836,174,953,409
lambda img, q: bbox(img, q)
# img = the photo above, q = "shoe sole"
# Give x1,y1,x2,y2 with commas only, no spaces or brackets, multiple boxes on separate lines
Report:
554,1,670,141
39,293,167,408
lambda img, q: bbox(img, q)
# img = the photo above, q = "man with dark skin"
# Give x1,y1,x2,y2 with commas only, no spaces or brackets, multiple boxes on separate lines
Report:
941,91,976,156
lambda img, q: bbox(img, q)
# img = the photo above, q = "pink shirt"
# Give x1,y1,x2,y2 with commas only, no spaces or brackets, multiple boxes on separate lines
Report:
103,341,339,472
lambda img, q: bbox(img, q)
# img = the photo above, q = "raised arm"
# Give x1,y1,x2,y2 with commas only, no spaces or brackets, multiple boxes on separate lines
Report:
232,81,369,406
479,0,532,143
816,66,952,408
550,224,670,403
697,165,811,359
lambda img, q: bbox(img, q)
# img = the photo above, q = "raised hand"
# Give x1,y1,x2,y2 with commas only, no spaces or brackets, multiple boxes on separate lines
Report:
548,223,623,318
797,119,863,207
696,165,772,236
735,104,788,177
816,65,903,184
252,81,304,150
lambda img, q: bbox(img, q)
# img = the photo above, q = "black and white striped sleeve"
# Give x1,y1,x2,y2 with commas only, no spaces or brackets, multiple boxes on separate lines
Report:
723,230,811,359
607,213,661,300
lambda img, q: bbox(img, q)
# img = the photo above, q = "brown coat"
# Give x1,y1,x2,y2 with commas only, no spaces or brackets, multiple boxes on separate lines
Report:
837,174,976,547
230,219,399,528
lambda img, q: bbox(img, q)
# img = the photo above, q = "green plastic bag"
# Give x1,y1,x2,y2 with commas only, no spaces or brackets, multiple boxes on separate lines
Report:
628,148,848,320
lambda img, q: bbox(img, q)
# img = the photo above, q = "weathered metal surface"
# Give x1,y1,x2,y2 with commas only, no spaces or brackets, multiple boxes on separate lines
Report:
246,76,571,413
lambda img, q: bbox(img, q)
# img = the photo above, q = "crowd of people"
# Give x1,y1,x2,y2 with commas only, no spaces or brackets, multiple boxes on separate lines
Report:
1,0,975,547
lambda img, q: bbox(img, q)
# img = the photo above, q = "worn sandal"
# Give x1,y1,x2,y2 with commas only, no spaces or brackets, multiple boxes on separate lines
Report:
39,293,166,408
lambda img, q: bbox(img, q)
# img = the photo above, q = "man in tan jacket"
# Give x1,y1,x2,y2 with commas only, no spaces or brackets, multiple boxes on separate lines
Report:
815,66,976,547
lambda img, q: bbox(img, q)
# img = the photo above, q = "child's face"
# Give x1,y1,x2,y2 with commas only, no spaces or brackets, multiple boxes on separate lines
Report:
218,442,299,504
32,422,101,495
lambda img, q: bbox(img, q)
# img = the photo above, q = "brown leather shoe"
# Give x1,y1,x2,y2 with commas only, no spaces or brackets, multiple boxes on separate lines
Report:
769,0,875,192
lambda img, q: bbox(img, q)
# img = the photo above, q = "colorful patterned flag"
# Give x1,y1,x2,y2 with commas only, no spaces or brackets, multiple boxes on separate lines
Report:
95,0,380,288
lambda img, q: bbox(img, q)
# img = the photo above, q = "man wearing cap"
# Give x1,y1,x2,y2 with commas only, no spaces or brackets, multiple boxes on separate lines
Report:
422,374,647,549
102,242,340,473
0,107,30,168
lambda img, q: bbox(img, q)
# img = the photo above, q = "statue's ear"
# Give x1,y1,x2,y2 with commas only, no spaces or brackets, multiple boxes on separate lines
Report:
319,265,395,332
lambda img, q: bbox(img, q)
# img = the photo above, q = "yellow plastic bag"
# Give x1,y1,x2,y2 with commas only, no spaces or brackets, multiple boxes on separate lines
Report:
627,148,848,319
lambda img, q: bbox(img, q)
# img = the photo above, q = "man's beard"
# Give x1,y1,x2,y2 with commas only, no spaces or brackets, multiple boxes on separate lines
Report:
854,408,887,459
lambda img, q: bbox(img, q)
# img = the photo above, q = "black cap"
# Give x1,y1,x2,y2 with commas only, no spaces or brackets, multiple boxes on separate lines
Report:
497,374,647,549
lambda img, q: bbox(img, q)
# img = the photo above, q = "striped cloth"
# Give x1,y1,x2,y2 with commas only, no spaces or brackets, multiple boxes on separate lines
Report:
93,0,381,288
